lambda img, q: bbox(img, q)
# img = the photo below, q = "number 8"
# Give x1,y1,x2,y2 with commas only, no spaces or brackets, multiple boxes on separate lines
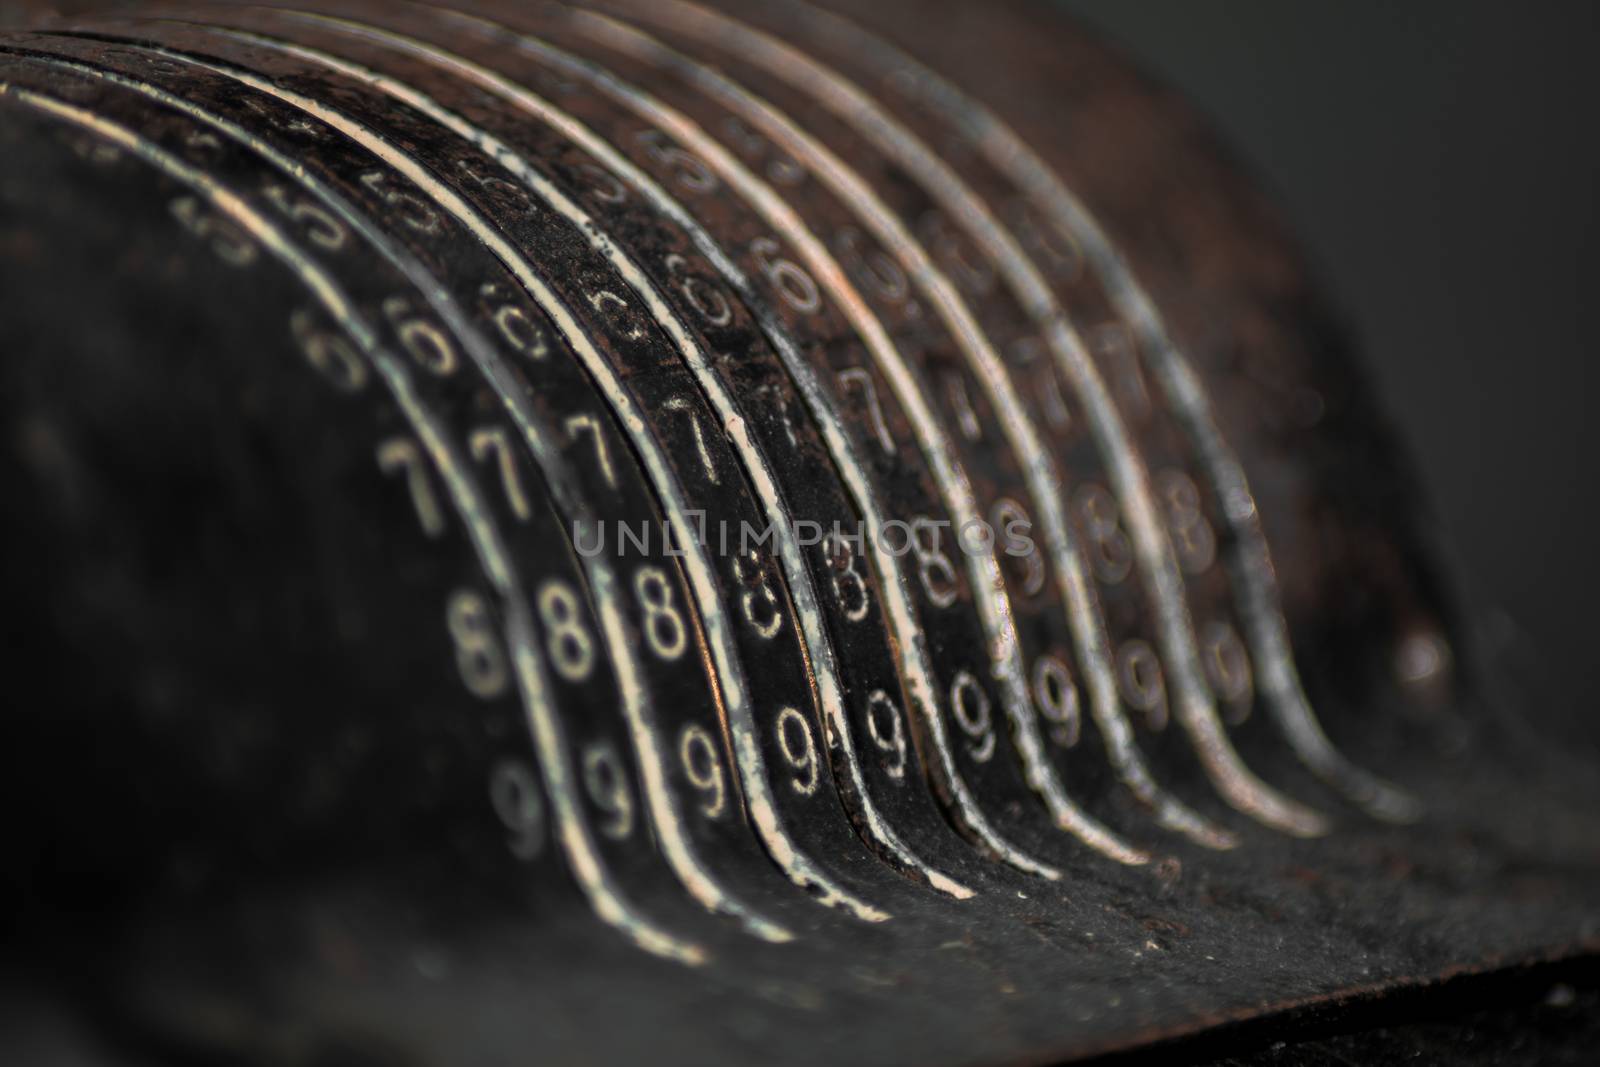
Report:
537,580,595,681
634,566,687,660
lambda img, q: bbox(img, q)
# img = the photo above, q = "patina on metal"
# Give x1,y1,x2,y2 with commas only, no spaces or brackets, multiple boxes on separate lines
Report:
0,1,1594,1064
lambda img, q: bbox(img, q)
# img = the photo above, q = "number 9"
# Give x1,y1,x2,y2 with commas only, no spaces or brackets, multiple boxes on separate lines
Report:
865,689,908,779
678,724,727,818
581,742,635,840
775,706,819,795
488,758,546,861
950,671,996,762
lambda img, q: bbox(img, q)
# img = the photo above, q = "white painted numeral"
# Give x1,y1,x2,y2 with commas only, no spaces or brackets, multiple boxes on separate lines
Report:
1074,483,1133,585
170,195,256,266
488,759,546,860
377,436,445,539
634,566,688,660
678,724,727,818
565,413,617,489
663,396,720,484
1117,640,1169,731
1202,621,1254,725
775,706,819,795
865,689,908,779
752,235,822,313
447,589,509,699
1032,654,1082,749
537,580,596,682
836,366,897,455
478,281,548,359
581,742,634,840
734,550,784,639
468,425,532,522
262,184,347,250
911,519,960,608
359,169,440,234
383,296,459,376
824,529,872,622
290,310,367,392
950,671,996,762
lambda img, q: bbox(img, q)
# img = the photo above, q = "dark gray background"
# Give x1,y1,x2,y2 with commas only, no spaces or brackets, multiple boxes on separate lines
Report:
1060,1,1599,734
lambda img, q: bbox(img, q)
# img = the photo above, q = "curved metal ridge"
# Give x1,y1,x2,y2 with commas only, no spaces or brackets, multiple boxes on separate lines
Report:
10,42,802,943
193,11,973,902
778,0,1420,824
104,24,893,923
568,0,1251,847
410,0,1077,876
0,0,1450,987
0,76,709,964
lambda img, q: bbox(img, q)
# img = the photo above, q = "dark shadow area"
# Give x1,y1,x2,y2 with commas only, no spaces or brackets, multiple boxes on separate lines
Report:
1059,0,1600,747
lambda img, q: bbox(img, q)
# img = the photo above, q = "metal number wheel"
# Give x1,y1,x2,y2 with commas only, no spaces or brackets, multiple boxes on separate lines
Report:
1,2,1594,1064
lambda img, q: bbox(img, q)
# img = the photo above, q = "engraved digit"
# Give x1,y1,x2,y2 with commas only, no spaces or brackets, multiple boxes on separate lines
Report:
752,235,822,313
946,371,983,442
359,169,440,234
582,742,634,840
456,157,535,215
1038,363,1076,436
1074,483,1133,584
663,396,720,484
634,566,688,661
865,689,908,780
663,252,734,327
635,128,717,193
468,425,532,522
775,706,819,795
911,518,960,608
488,758,546,861
1201,620,1255,725
835,225,915,311
382,296,458,376
377,436,445,539
447,589,509,699
917,210,993,296
537,580,595,682
564,413,617,489
477,281,549,360
836,366,897,455
1090,323,1152,424
678,723,726,819
824,529,872,622
721,114,805,185
993,497,1046,597
1157,469,1217,575
262,184,347,250
588,289,646,340
1032,655,1082,749
1117,640,1169,731
733,550,784,639
170,195,256,266
576,161,628,205
290,309,367,392
1008,197,1083,283
950,671,996,762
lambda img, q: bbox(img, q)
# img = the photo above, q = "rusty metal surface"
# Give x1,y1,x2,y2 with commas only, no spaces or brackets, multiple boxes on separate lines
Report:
0,1,1594,1063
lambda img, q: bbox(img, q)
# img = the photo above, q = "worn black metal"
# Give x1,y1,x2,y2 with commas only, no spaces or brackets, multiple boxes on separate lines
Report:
1,2,1595,1064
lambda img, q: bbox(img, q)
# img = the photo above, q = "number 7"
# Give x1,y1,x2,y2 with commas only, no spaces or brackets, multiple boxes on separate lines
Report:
836,366,896,455
565,413,617,489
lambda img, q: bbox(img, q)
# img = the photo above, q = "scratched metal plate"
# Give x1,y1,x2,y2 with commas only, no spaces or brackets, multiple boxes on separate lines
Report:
0,1,1594,1064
